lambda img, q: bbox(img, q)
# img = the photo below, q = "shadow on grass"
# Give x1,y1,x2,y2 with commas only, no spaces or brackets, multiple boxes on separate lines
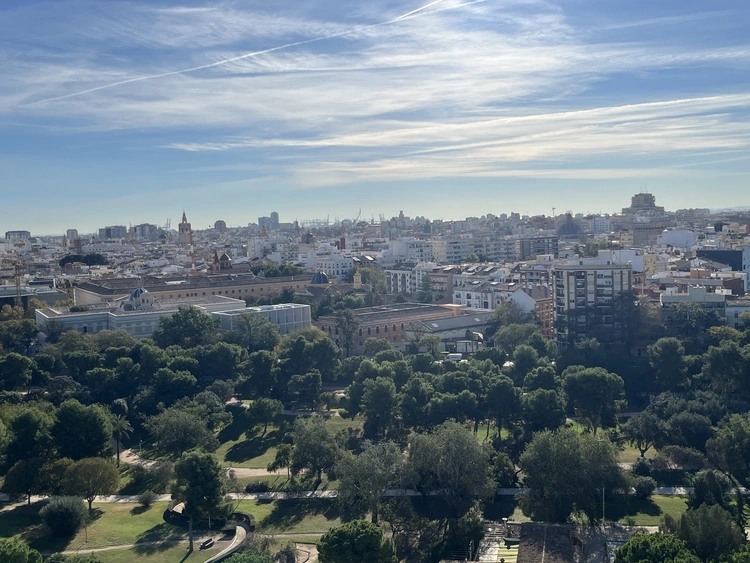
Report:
0,501,72,554
605,496,662,522
218,416,248,444
260,499,339,532
224,430,282,464
130,505,152,516
484,497,522,521
132,512,187,555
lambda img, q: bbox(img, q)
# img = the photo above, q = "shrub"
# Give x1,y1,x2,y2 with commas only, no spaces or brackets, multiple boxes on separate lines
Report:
40,497,87,536
633,476,657,500
631,457,652,477
245,481,271,493
0,537,42,563
138,490,159,508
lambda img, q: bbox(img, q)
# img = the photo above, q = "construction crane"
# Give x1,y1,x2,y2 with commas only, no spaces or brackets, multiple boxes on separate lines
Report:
354,208,361,223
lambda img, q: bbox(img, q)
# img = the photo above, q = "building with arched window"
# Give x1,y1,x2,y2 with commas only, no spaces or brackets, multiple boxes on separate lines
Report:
315,302,468,355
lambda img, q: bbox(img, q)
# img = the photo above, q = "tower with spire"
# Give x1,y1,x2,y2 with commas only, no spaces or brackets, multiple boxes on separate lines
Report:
178,211,193,245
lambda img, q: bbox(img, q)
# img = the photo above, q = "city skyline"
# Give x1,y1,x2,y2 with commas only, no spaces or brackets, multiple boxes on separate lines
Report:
3,192,750,237
2,0,750,232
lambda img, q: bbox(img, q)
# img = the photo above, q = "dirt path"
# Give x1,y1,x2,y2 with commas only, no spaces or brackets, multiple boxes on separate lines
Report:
227,467,287,477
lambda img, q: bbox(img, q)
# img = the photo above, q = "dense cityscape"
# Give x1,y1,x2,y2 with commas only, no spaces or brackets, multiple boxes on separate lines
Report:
0,193,749,563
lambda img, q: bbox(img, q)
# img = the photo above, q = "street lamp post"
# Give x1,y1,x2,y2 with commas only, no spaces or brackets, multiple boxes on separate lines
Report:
601,487,606,527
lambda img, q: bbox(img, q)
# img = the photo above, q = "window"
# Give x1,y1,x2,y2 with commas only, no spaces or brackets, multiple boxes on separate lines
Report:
359,329,362,336
368,327,371,335
393,324,397,332
385,325,388,333
376,326,380,334
401,323,404,330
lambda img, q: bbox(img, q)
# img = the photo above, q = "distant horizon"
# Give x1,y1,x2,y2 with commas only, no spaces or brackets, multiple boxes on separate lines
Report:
11,197,750,239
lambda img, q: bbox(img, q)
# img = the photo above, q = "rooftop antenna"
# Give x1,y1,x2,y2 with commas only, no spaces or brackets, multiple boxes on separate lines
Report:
552,206,556,218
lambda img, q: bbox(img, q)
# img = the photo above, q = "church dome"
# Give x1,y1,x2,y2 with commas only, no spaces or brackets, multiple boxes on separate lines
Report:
310,271,330,285
219,253,232,262
130,288,149,299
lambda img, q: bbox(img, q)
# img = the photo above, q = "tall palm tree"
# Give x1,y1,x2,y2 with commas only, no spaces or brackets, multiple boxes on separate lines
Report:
112,414,133,468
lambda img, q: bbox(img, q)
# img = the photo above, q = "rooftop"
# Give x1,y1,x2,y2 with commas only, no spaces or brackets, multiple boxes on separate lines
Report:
38,294,243,317
76,273,311,295
319,302,453,324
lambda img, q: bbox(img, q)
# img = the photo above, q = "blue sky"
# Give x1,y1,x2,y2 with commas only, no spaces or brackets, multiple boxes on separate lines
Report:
1,0,749,234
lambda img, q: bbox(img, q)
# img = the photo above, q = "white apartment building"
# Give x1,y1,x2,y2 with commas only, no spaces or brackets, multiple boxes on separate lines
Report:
726,297,750,329
316,252,354,281
660,285,727,310
453,281,536,311
586,215,612,234
390,238,433,262
386,264,417,294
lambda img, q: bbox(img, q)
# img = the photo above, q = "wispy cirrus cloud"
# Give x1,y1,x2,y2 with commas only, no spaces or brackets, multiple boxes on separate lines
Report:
0,0,749,226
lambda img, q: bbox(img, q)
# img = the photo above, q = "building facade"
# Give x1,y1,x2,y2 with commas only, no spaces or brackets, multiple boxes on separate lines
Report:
553,262,633,347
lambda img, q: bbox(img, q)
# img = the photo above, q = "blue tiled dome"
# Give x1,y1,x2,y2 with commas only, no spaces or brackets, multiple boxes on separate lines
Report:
310,271,330,284
130,288,148,299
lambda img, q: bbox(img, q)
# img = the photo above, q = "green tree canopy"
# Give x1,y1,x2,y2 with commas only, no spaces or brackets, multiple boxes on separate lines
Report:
361,377,399,440
334,308,360,358
662,504,745,562
407,421,493,519
648,337,688,390
63,457,120,510
247,397,283,435
290,416,341,482
622,412,662,458
172,451,226,551
522,388,566,433
519,427,624,522
152,307,219,348
336,441,404,523
707,413,750,487
614,533,699,563
3,459,44,505
562,366,624,433
53,399,112,460
0,353,34,390
147,407,218,456
224,312,280,354
318,520,397,563
0,537,43,563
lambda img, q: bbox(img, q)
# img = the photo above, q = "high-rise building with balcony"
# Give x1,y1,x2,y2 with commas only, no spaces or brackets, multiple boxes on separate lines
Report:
553,262,633,347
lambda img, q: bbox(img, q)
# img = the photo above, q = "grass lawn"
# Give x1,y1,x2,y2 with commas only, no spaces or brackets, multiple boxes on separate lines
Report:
618,444,655,465
607,495,688,526
87,543,222,563
484,497,530,523
236,499,342,534
0,497,342,557
215,414,362,469
0,501,184,554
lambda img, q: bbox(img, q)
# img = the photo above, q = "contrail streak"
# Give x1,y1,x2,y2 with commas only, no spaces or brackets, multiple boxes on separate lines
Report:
18,0,462,109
